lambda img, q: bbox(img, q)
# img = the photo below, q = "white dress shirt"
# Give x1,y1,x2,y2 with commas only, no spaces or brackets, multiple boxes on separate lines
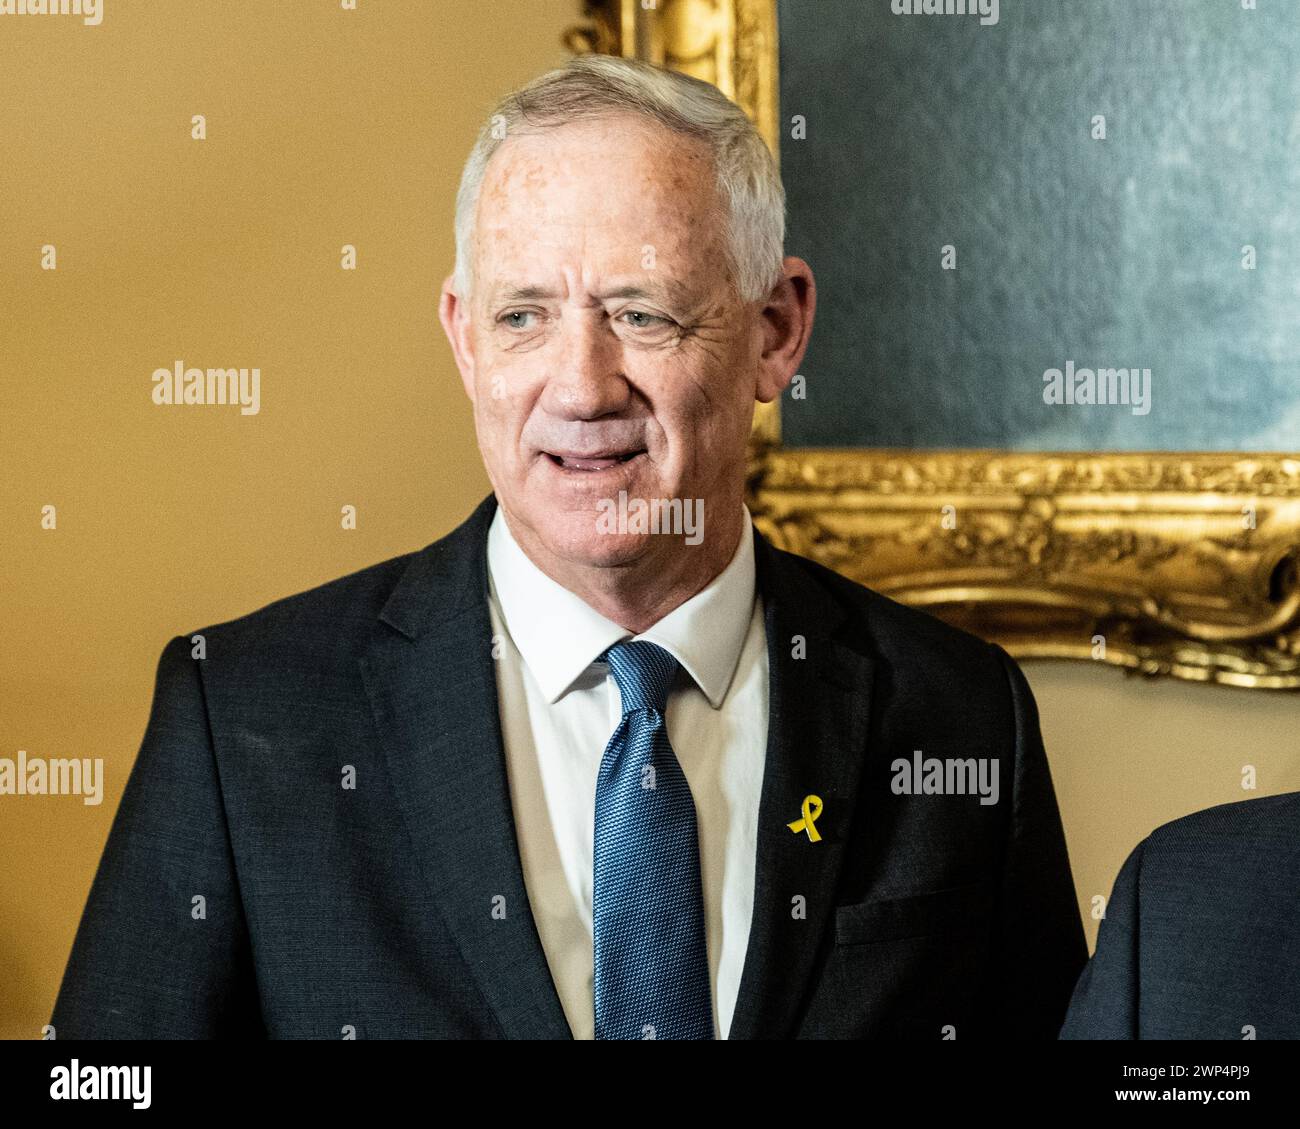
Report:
486,502,769,1039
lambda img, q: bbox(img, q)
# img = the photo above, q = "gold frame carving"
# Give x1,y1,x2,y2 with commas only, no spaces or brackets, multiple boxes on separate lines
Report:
567,0,1300,689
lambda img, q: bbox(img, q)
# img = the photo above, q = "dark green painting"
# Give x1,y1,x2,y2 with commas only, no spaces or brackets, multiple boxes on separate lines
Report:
776,0,1299,451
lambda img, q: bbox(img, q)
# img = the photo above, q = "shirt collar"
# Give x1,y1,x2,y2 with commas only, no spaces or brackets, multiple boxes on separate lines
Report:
486,501,757,709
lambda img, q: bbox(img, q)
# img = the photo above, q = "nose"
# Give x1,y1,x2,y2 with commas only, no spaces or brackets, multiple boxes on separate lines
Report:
540,309,633,421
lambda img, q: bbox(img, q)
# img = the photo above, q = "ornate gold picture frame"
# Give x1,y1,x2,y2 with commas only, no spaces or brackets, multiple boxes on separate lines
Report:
567,0,1300,689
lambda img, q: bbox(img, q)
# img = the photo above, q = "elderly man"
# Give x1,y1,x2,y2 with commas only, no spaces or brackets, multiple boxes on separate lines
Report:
51,55,1085,1040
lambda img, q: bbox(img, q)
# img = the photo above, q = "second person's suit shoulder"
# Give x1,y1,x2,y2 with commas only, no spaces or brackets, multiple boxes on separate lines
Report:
1142,791,1300,857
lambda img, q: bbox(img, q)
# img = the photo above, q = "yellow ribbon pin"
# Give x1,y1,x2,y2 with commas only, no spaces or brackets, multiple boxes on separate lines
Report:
787,794,823,842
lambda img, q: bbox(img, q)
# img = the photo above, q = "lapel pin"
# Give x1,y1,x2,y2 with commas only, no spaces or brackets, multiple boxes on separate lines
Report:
787,794,823,842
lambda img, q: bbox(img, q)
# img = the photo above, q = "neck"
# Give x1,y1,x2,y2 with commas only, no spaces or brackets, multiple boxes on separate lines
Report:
503,501,745,635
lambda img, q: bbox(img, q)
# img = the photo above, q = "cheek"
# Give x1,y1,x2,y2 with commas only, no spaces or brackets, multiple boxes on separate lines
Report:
475,358,534,429
665,355,749,442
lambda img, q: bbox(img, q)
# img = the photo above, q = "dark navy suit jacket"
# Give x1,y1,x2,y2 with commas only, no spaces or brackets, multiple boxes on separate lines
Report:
52,493,1086,1038
1061,792,1300,1040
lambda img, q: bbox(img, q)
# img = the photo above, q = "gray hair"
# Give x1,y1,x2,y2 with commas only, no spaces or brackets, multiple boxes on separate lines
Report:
452,54,786,305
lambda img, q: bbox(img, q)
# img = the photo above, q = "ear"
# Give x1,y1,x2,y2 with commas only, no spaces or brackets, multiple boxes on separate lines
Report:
755,256,816,404
438,273,477,403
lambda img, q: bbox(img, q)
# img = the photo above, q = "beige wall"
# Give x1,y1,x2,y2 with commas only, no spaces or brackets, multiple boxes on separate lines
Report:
0,0,570,1042
3,1,1295,1042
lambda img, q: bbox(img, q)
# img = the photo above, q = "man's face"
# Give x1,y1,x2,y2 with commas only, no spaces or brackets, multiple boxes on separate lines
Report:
444,113,766,572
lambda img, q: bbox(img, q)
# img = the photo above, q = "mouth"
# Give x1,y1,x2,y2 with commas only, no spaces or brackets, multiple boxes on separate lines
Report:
544,449,647,472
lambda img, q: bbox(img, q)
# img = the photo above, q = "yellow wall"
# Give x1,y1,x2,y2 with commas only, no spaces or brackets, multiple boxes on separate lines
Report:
0,0,570,1042
3,1,1296,1042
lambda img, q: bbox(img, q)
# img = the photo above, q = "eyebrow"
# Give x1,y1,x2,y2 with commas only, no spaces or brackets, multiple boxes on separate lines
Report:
491,280,697,309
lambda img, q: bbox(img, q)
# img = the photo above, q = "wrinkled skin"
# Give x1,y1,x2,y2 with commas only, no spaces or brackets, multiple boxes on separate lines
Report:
439,112,815,632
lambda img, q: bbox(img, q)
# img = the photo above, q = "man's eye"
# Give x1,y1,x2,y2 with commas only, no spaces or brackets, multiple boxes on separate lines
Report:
499,310,537,330
621,310,670,329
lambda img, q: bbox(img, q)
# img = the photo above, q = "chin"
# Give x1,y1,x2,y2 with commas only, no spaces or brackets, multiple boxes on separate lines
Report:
543,518,657,570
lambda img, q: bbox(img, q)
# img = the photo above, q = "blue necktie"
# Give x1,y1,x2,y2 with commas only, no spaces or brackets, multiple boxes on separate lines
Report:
593,640,715,1040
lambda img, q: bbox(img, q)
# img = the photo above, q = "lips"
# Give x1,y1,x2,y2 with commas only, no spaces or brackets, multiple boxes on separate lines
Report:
545,449,645,472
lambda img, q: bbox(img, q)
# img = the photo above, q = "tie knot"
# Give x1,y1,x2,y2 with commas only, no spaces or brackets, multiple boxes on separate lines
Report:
601,640,679,716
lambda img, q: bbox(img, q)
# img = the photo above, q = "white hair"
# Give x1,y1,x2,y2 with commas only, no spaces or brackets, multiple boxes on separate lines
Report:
452,54,786,305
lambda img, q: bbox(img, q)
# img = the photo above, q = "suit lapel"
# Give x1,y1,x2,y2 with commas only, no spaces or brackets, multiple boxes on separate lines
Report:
726,531,876,1039
359,494,573,1039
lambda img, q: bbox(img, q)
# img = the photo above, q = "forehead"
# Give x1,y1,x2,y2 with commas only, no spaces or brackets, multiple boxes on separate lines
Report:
474,113,728,294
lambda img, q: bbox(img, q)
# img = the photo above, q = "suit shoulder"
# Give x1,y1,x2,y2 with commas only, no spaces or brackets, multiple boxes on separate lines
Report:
1144,791,1300,855
773,544,999,673
182,545,422,655
1101,793,1300,935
